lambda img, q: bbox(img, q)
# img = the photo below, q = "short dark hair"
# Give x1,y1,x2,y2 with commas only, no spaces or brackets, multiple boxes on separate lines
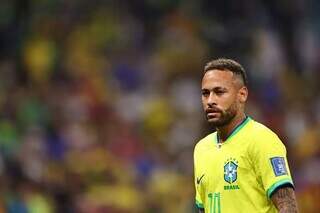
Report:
204,58,248,86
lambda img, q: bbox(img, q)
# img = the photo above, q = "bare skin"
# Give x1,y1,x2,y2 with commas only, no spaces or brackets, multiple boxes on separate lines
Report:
271,187,299,212
201,70,248,141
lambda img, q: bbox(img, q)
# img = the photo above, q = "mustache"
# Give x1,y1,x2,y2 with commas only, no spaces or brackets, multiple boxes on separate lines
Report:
205,107,223,114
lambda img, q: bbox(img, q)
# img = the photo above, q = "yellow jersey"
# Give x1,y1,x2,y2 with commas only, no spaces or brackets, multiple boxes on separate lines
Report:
194,117,294,213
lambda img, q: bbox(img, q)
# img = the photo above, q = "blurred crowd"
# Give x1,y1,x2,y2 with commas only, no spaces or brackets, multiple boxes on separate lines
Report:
0,0,319,212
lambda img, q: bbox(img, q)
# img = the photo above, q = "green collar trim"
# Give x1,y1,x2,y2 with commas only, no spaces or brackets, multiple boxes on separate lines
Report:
215,116,251,144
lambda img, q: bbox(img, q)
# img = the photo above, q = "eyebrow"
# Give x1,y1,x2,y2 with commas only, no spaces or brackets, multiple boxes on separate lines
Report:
201,86,228,91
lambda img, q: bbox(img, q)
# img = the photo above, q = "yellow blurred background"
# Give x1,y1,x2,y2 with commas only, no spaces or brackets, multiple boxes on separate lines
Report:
0,0,319,212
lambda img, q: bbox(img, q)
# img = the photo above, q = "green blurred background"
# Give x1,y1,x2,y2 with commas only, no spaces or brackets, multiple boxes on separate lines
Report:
0,0,319,212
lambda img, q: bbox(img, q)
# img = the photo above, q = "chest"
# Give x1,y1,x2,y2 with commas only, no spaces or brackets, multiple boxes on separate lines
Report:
197,144,256,191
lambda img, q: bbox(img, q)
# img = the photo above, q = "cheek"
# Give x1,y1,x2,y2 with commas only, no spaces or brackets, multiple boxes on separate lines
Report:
220,94,236,108
201,97,207,107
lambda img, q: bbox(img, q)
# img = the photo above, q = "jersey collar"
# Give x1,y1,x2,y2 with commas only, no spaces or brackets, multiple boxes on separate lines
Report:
215,116,251,145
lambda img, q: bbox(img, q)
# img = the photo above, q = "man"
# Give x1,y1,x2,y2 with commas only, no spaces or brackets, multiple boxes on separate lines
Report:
194,58,298,213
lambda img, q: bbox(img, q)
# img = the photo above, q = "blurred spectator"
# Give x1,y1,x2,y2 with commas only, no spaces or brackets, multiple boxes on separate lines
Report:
0,0,319,212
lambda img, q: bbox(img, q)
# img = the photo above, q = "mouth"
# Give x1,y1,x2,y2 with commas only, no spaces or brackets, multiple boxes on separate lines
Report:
205,108,222,118
206,112,220,118
205,108,221,114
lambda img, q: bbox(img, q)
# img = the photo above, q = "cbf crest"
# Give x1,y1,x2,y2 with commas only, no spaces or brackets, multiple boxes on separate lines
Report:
224,158,238,184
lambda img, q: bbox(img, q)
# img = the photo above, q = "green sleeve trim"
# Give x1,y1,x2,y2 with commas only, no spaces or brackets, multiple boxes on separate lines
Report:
267,178,294,198
195,200,204,209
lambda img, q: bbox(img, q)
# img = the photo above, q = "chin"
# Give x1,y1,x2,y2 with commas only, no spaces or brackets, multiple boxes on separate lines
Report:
207,118,221,125
207,118,227,127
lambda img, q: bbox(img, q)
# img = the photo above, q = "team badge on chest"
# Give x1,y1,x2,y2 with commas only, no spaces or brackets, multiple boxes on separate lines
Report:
223,158,240,190
224,158,238,184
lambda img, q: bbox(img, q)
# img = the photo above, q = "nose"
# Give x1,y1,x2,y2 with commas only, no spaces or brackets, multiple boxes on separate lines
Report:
207,93,217,107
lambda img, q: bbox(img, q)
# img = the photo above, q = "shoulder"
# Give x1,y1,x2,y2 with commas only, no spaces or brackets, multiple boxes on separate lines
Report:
248,119,286,152
194,132,216,154
249,119,282,141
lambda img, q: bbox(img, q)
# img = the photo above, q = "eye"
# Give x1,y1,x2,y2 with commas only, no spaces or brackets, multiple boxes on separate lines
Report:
202,90,209,97
215,90,226,96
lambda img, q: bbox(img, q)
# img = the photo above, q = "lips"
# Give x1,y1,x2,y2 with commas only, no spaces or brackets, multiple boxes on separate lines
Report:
205,108,222,119
205,108,221,114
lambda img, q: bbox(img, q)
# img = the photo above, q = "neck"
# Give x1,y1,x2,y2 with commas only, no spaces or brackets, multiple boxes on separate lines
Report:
216,112,246,143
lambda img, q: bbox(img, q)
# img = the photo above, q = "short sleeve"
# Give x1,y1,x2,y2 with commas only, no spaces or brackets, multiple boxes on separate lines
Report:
194,147,204,209
250,130,294,199
195,179,204,209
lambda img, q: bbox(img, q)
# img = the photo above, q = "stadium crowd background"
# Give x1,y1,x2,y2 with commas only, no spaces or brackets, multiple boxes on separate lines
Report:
0,0,319,212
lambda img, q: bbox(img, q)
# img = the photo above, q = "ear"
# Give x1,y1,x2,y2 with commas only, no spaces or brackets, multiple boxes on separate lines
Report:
238,86,248,103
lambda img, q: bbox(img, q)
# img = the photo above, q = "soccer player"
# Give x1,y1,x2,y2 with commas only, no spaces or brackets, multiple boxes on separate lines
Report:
194,58,298,213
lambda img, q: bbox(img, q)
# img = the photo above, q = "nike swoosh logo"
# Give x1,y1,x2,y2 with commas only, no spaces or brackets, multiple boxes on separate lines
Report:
197,174,205,184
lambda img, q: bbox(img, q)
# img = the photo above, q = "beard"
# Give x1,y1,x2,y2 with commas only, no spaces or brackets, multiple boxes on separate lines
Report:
206,103,238,127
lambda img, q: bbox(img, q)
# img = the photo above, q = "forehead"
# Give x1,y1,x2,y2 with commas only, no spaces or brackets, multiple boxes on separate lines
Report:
202,70,235,88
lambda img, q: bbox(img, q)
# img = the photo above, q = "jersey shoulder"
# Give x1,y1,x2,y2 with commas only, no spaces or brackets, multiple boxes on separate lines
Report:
194,132,216,154
249,119,281,141
248,119,286,151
